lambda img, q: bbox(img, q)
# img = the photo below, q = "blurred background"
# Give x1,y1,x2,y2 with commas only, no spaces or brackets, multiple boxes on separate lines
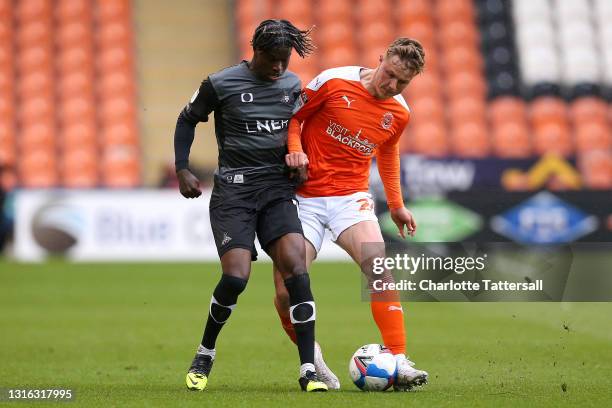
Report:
0,0,611,260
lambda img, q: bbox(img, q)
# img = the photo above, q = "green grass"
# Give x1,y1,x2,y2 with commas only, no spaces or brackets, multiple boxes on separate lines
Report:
1,261,611,407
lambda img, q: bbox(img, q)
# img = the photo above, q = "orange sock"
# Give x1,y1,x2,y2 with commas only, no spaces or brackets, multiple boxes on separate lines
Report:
370,290,406,355
274,296,297,344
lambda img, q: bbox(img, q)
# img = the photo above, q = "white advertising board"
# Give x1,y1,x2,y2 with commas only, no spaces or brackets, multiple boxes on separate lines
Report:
13,189,350,262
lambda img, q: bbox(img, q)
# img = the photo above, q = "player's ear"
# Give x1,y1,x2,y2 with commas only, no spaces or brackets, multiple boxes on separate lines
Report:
379,55,384,63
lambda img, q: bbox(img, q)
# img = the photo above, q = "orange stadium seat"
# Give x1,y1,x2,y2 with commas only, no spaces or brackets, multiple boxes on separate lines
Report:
579,150,612,189
289,56,318,82
451,120,490,157
397,0,433,25
319,23,354,49
316,0,352,24
19,70,53,96
0,0,11,17
18,46,52,71
277,0,313,25
449,97,487,125
1,168,17,190
0,122,15,165
446,71,487,100
575,122,611,152
0,93,14,122
408,96,445,124
411,122,449,157
100,96,137,123
570,97,608,124
533,122,573,157
360,22,394,50
15,0,52,21
98,70,135,99
397,21,435,51
59,96,96,123
435,0,474,23
320,46,358,70
357,0,392,23
530,97,568,128
57,47,94,73
0,66,12,98
101,122,139,146
56,20,92,46
58,71,95,98
235,0,273,28
442,46,483,74
60,121,97,147
439,22,478,49
19,148,58,188
101,147,140,188
20,122,55,151
19,95,54,123
98,46,134,72
492,121,532,158
61,147,99,188
16,20,51,49
95,0,131,23
56,0,90,21
97,20,131,45
489,97,527,126
405,71,442,100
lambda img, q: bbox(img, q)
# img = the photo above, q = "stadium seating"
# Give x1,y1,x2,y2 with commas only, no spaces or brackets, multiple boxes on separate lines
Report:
230,0,611,188
0,0,140,189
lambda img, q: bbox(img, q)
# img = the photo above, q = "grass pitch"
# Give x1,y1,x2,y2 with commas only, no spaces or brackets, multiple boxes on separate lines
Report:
1,260,611,407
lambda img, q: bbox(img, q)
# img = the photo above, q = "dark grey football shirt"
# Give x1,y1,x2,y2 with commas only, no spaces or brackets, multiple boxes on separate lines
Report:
181,61,301,182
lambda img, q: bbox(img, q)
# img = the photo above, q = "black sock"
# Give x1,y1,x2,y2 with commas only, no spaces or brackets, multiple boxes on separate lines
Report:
284,273,316,367
200,274,248,350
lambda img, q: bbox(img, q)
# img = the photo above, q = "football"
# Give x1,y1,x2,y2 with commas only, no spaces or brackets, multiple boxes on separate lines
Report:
348,344,397,391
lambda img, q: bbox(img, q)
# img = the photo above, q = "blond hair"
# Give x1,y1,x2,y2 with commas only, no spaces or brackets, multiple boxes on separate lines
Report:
386,38,425,74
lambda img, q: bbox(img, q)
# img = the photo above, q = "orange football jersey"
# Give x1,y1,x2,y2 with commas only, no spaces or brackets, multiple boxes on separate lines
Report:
288,66,410,209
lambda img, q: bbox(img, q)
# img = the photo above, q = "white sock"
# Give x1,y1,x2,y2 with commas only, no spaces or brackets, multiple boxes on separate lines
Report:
197,345,216,359
300,363,315,377
394,354,406,362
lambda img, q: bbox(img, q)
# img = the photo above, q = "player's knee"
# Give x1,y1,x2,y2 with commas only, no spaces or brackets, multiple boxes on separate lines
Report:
223,274,248,295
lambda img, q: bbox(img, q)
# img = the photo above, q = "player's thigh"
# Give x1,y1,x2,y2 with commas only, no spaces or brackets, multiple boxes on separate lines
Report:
327,192,384,264
257,198,304,254
295,195,327,257
210,204,258,262
335,220,386,267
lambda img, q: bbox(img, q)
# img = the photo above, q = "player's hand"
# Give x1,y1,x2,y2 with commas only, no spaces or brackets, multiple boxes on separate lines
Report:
285,152,309,168
286,152,309,184
390,207,417,238
176,169,202,198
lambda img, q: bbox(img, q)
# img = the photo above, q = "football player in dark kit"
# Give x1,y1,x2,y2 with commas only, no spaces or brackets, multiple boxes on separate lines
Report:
173,20,327,392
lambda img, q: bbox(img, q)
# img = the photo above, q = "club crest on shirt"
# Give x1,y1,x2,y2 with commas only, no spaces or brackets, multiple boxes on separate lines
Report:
381,112,394,130
281,89,291,104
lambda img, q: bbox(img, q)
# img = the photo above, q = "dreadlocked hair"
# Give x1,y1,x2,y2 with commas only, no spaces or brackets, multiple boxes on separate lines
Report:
386,38,425,74
251,19,315,58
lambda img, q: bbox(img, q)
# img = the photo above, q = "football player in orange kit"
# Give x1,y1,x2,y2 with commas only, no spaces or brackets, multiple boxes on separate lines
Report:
273,38,428,391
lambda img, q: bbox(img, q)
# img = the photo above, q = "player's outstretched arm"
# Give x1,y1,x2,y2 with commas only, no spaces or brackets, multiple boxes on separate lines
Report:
173,78,219,199
174,112,202,198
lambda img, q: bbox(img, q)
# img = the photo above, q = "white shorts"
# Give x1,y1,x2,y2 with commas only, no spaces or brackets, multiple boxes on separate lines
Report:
296,191,378,253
